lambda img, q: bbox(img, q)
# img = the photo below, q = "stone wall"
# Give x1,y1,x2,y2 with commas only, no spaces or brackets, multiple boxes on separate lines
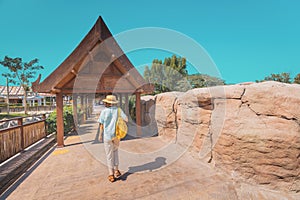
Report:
143,81,300,192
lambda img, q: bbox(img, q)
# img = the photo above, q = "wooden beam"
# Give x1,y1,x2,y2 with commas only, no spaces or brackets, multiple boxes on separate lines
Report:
71,69,78,76
76,74,122,79
56,92,64,147
136,92,142,137
60,88,136,94
17,118,24,150
51,87,61,94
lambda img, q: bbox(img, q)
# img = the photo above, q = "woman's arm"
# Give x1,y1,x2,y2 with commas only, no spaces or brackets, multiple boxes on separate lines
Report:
99,124,104,142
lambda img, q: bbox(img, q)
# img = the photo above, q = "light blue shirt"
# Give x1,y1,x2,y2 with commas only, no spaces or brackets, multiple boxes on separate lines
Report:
98,106,127,141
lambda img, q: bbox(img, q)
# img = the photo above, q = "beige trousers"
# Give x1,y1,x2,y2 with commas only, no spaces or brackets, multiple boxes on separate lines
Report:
104,138,119,175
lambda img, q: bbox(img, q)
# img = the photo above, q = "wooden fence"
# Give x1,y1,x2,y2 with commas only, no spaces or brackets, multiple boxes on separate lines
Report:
0,114,48,163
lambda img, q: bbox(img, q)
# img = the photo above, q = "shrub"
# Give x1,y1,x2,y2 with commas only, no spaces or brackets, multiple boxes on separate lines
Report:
46,106,75,134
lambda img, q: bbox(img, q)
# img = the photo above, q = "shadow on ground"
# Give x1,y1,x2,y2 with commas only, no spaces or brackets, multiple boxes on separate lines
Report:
118,157,166,181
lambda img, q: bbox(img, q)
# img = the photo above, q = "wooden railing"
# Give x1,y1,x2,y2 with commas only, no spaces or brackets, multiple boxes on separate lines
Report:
0,114,48,163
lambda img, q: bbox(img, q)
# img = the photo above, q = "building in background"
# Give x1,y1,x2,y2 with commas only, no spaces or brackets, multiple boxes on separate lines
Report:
0,85,55,106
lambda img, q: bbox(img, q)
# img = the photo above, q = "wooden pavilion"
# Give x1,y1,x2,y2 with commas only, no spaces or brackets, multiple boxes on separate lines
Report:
32,16,153,147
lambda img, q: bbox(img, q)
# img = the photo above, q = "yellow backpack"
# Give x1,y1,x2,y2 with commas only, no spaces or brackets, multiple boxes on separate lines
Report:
115,108,127,139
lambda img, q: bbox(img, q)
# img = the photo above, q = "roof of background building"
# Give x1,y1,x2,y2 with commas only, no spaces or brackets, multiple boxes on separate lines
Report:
0,86,55,99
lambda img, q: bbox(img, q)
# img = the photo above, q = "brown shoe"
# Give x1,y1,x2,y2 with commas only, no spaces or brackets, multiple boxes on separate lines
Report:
114,170,121,178
108,175,115,182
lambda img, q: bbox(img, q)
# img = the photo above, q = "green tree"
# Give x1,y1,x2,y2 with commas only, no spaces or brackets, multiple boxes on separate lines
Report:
0,56,44,114
262,72,291,83
144,55,190,94
188,73,225,88
143,66,151,83
294,73,300,84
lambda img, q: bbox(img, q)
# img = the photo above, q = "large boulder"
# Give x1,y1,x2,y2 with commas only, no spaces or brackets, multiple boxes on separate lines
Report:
241,81,300,122
155,92,183,140
213,82,300,192
152,81,300,193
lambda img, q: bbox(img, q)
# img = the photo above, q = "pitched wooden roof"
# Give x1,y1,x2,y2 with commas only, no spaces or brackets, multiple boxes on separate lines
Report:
32,16,153,94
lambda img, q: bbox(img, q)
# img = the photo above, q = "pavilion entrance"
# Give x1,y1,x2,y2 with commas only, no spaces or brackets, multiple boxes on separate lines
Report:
33,16,153,147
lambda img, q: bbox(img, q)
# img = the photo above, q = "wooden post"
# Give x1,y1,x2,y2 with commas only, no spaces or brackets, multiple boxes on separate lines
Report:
73,95,78,129
125,94,129,117
42,114,47,137
119,93,123,108
85,95,89,118
56,92,64,147
86,94,92,118
81,95,86,122
136,92,142,137
18,117,24,150
84,95,88,120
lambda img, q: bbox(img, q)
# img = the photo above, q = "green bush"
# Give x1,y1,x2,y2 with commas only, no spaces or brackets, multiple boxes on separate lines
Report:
46,106,75,134
0,103,25,108
0,113,28,120
0,103,6,107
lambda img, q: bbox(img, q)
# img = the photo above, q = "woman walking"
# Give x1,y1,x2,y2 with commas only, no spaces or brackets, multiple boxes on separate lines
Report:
98,95,128,182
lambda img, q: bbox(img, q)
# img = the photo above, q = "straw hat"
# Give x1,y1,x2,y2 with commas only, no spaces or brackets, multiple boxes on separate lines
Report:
102,95,119,104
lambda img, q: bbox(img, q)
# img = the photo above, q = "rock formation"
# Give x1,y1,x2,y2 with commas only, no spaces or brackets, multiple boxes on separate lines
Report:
143,81,300,193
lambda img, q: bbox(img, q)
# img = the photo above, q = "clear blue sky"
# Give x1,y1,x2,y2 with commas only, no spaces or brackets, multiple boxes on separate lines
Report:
0,0,300,85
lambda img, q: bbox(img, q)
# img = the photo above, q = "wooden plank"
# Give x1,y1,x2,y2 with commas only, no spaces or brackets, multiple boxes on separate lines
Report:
0,128,22,162
0,115,47,162
23,122,46,148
